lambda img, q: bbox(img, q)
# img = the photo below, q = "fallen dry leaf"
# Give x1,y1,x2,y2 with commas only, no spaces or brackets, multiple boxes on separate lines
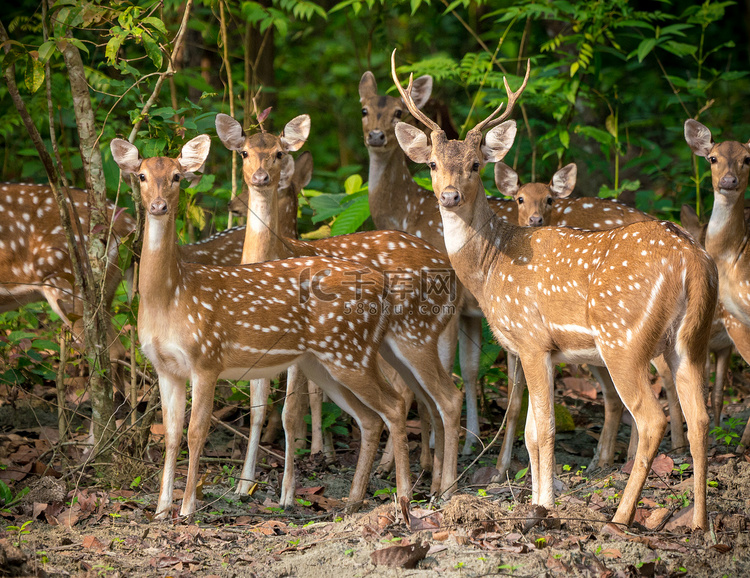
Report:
370,540,429,569
621,453,673,476
82,535,105,551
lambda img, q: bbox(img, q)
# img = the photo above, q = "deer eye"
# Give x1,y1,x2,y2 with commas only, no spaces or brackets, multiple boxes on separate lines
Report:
428,162,437,171
546,197,553,205
472,162,480,172
709,156,717,164
241,151,248,159
138,174,146,182
361,107,368,117
173,173,181,182
394,110,403,119
276,151,283,159
517,197,524,205
744,157,750,165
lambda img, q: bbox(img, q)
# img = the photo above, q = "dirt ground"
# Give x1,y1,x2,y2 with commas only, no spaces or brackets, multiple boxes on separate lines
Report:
1,371,750,578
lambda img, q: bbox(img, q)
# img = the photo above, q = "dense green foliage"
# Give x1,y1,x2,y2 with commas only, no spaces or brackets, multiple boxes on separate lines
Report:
2,0,748,235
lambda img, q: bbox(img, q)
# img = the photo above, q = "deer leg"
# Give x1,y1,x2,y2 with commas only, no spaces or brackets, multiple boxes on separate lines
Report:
496,352,525,478
459,314,482,455
380,337,461,497
416,400,433,474
181,371,219,517
588,365,624,469
375,362,416,477
308,379,325,455
520,351,555,508
713,347,731,427
606,363,667,528
155,371,186,519
666,352,710,530
280,365,307,508
652,354,686,452
235,378,271,495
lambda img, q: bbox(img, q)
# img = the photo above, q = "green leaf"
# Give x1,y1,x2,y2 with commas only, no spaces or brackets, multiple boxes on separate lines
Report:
515,466,528,480
636,37,658,63
24,55,45,93
605,114,617,138
309,193,347,223
105,28,126,63
410,0,422,15
141,16,168,36
344,174,363,195
559,129,570,149
331,195,370,236
32,339,60,352
142,32,163,69
569,61,579,77
38,40,57,64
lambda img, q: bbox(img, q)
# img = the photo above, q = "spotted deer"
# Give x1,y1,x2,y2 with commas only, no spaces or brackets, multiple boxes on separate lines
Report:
215,112,463,500
683,119,750,449
393,52,716,529
492,163,689,474
360,71,518,455
0,182,134,383
110,135,421,518
221,152,427,473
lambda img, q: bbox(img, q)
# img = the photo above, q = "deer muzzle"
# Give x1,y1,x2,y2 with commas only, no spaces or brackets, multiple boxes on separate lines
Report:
528,214,544,226
719,174,739,190
149,198,168,216
367,130,386,147
251,169,270,187
439,187,461,208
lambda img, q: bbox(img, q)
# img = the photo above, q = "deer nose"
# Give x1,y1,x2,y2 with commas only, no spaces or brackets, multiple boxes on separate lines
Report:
367,130,386,146
251,169,270,187
150,198,167,216
528,215,543,226
720,175,739,189
439,188,461,208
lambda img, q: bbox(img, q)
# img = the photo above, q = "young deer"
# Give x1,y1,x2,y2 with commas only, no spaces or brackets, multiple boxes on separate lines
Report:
683,120,750,449
393,53,716,529
492,164,688,473
111,135,416,518
215,112,463,499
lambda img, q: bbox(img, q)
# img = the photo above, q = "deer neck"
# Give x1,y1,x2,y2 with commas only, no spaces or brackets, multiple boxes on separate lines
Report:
706,188,747,262
241,185,288,264
367,146,417,229
139,212,181,309
439,192,508,306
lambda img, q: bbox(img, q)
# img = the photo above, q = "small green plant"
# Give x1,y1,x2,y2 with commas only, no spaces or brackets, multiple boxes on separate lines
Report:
673,462,691,481
477,488,488,497
36,551,49,564
535,537,547,549
498,563,522,575
5,520,32,547
296,498,312,507
373,487,397,497
303,520,315,528
345,548,355,556
454,561,465,569
710,417,744,445
0,481,29,509
708,480,719,488
222,465,236,489
129,476,141,489
562,464,572,472
514,467,528,481
380,536,402,543
334,516,343,523
266,506,284,514
288,538,300,547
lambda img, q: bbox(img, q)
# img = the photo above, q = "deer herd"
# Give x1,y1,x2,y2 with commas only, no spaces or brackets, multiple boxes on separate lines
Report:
6,49,750,532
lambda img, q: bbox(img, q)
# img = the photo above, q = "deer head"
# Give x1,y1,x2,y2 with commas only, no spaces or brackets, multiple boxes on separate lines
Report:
685,119,750,200
391,50,528,218
359,70,432,150
216,113,310,191
494,163,577,226
110,136,211,217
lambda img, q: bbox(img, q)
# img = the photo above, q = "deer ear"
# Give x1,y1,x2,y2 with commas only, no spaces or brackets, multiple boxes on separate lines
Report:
293,151,314,189
281,115,311,152
110,139,142,175
684,119,714,158
395,122,431,164
403,75,433,109
216,113,245,151
179,135,211,174
359,71,378,101
482,120,517,163
680,204,702,240
494,163,520,198
278,154,296,190
550,163,577,199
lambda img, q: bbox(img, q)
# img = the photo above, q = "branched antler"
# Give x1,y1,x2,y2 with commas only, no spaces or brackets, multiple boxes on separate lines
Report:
391,49,443,134
469,59,530,136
